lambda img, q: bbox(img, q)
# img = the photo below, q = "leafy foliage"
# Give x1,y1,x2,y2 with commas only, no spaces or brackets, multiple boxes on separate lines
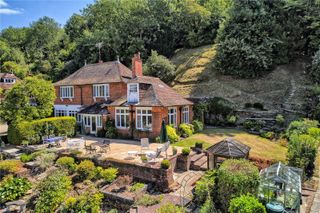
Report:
62,192,103,213
129,182,145,192
36,152,57,170
77,160,96,180
99,167,118,183
0,76,56,124
192,120,204,133
35,171,72,213
56,156,77,173
310,48,320,83
144,50,176,83
229,194,266,213
195,170,216,205
182,147,191,156
216,159,260,212
156,202,185,213
160,159,170,169
200,197,216,213
286,119,319,137
105,119,117,138
0,160,23,175
0,175,32,204
179,124,194,137
166,125,179,143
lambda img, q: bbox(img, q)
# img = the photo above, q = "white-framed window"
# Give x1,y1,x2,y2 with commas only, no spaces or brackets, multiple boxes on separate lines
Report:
68,111,77,117
83,115,91,127
168,107,177,127
97,115,102,127
77,114,82,122
93,84,109,98
136,108,152,130
60,86,74,98
182,106,189,124
127,83,139,103
115,107,129,128
4,78,15,83
55,109,67,117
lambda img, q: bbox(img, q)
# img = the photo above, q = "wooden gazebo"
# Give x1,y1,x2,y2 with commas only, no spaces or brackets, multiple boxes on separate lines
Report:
206,138,251,169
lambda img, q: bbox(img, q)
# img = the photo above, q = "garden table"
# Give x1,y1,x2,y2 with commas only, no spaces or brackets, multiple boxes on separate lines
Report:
43,136,64,147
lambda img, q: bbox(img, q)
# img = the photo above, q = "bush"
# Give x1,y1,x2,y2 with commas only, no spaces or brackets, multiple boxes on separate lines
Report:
77,160,96,180
35,171,72,213
179,124,194,137
105,119,117,138
286,119,319,137
182,148,190,156
195,170,216,205
143,50,176,83
227,115,237,125
244,103,252,108
229,194,266,213
61,192,103,213
195,142,203,149
161,159,170,169
287,134,318,177
99,167,118,183
36,152,56,170
276,114,285,126
308,127,320,142
0,175,32,204
192,120,204,133
56,157,77,172
0,160,23,175
156,202,185,213
253,102,264,110
166,125,179,143
200,198,216,213
207,97,234,125
260,131,275,140
20,153,34,163
243,120,265,131
217,159,260,212
8,116,76,145
135,194,163,206
129,183,145,192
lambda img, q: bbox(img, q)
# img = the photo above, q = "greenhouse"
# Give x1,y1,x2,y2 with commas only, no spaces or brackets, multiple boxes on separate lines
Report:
258,162,303,213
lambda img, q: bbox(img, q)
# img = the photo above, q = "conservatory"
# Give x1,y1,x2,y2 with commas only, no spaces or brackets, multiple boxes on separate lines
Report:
258,162,303,213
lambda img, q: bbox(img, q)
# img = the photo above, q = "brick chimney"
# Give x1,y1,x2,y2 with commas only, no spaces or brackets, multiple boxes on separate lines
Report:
132,53,143,78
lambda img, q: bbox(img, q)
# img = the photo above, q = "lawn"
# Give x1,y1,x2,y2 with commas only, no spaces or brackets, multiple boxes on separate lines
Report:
174,128,287,162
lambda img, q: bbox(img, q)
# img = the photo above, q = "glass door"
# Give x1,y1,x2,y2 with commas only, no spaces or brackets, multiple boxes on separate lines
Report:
91,116,97,134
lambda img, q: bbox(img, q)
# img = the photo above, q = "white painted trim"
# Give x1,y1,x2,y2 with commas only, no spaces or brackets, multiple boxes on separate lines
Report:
60,86,74,98
115,107,130,129
135,107,152,131
92,84,110,98
127,83,139,103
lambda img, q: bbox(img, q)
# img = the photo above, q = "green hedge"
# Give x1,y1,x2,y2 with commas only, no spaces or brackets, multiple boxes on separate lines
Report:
8,116,76,145
229,194,266,213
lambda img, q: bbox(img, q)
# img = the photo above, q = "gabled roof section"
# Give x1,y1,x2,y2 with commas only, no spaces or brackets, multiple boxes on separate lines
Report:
54,61,132,86
127,76,193,106
207,138,250,158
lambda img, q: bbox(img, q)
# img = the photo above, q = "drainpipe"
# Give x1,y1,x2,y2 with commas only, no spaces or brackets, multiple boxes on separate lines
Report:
130,105,134,139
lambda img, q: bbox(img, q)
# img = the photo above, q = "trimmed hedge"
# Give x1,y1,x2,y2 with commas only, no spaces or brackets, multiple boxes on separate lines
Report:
229,194,266,213
8,116,76,145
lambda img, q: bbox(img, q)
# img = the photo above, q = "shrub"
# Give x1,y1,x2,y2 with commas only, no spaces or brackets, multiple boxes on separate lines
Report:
8,116,76,145
99,167,118,183
0,160,23,175
156,202,185,213
217,159,260,212
108,209,118,213
287,134,318,177
166,125,179,143
61,192,103,213
129,183,145,192
135,194,163,206
253,102,264,110
227,115,237,125
200,198,216,213
307,127,320,142
141,155,148,162
182,148,190,156
243,120,264,131
0,175,32,204
260,131,275,140
20,153,33,163
195,170,216,205
195,142,203,149
36,152,56,170
244,103,252,108
179,124,194,137
276,114,285,126
192,120,204,133
77,160,96,180
56,156,77,172
229,194,266,213
105,119,117,138
35,171,72,213
286,119,319,137
161,159,170,169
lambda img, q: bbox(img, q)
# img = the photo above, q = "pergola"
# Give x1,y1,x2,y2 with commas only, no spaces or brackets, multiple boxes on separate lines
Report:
206,138,251,169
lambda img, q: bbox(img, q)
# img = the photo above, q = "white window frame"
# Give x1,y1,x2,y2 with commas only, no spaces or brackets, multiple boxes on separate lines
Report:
93,84,109,98
127,83,139,103
136,107,152,131
168,107,177,127
115,107,130,129
60,86,74,98
182,106,189,124
97,115,102,127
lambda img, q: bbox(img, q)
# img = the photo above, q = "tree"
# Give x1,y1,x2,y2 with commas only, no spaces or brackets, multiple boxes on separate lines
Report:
144,50,176,83
1,61,28,79
65,14,88,41
310,48,320,83
0,76,56,124
213,0,285,78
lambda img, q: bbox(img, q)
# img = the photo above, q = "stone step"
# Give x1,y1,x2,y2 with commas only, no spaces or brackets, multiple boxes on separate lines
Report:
191,156,207,171
190,153,206,163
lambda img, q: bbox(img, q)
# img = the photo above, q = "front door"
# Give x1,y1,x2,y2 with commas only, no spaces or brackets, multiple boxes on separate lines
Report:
91,116,97,134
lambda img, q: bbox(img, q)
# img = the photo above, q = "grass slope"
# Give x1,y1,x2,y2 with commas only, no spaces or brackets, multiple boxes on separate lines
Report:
171,45,311,110
174,128,287,162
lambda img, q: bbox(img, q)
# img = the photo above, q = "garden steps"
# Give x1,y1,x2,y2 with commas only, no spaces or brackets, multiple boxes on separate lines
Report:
190,153,208,171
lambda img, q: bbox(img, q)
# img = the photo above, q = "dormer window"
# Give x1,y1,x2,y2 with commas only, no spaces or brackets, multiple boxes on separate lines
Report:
3,78,15,83
60,86,74,98
93,84,109,98
127,83,139,103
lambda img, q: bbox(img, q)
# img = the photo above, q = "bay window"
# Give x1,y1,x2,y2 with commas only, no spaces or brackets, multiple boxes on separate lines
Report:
136,108,152,130
60,86,74,98
182,106,189,124
168,107,177,127
116,107,129,128
93,84,109,98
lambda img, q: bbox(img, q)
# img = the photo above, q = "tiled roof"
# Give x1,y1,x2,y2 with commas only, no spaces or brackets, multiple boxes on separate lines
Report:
54,61,132,86
0,73,18,79
78,101,111,114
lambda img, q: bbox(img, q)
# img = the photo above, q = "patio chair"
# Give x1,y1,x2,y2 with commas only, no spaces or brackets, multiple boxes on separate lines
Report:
102,139,111,151
140,138,150,153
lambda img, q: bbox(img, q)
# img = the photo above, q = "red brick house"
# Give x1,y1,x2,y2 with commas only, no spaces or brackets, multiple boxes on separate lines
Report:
0,73,19,101
53,54,193,139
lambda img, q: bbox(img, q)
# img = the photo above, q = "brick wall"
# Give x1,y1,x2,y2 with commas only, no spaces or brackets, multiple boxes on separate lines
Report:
54,82,127,106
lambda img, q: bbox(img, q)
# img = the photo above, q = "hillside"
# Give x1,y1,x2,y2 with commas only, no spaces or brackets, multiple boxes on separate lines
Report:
171,45,313,111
